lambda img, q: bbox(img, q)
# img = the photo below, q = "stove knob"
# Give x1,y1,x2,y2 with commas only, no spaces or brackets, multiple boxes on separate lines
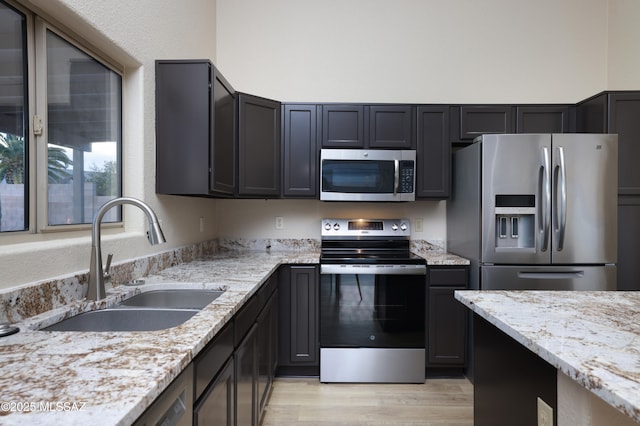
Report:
391,223,399,231
324,222,332,231
333,223,340,231
400,223,407,231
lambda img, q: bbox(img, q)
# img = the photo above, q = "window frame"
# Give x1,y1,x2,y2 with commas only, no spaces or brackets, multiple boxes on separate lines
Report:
0,0,125,236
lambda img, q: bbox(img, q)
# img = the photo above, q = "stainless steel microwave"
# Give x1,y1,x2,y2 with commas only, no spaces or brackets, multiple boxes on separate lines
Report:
320,149,416,201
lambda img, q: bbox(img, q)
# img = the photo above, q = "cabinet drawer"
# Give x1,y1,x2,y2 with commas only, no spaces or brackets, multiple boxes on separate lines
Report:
194,323,234,400
429,268,468,287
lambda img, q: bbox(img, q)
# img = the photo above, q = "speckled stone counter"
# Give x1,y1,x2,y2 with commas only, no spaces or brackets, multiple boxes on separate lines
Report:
0,240,467,425
0,250,317,425
455,290,640,423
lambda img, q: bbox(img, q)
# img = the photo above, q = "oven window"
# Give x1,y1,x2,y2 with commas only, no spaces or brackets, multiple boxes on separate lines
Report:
320,274,425,348
321,160,395,193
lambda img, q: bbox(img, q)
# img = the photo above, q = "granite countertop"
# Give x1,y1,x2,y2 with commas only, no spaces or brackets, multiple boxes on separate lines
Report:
455,290,640,422
0,250,317,425
0,246,467,425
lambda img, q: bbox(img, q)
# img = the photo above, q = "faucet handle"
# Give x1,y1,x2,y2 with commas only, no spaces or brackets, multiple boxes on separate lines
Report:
104,253,113,279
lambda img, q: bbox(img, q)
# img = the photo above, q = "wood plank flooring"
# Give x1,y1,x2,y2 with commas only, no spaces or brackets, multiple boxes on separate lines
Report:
262,377,473,425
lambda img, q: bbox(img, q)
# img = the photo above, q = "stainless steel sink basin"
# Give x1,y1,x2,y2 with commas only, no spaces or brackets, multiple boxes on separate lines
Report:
42,308,198,332
119,289,225,309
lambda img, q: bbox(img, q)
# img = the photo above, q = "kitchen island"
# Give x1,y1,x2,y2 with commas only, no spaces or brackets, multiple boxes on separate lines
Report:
455,290,640,425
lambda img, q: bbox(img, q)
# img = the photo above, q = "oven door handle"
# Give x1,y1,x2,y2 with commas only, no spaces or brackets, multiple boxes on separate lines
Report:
321,264,426,275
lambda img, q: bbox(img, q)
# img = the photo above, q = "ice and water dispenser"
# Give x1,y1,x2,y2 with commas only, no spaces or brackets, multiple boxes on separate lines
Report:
494,195,535,250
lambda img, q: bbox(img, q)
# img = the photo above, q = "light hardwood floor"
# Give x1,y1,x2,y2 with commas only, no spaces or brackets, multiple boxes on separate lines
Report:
262,377,473,425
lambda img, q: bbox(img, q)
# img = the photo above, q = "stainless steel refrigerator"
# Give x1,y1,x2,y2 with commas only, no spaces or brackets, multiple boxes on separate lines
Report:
448,133,618,291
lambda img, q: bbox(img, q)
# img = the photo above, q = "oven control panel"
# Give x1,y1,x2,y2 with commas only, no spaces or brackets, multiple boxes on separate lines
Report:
321,218,410,237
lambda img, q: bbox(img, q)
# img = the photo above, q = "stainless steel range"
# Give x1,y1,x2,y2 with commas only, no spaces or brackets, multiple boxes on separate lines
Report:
319,218,426,383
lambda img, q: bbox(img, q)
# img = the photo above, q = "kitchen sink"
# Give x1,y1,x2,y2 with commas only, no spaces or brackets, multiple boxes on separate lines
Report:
42,308,198,332
118,289,225,309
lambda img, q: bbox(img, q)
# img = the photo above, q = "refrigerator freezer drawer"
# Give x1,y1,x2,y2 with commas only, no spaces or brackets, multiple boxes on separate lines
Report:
481,265,616,291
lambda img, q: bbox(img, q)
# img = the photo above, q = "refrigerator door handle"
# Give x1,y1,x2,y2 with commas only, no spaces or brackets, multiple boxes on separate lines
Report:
539,147,551,252
554,146,567,251
518,271,584,279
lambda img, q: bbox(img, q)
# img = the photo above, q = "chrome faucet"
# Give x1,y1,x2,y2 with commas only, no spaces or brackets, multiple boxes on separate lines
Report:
87,197,166,301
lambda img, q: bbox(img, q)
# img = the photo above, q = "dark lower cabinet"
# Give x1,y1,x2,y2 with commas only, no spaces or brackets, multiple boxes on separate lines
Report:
257,289,278,418
427,266,468,370
278,265,319,376
194,358,235,426
235,323,258,426
474,314,557,426
188,272,280,426
618,196,640,291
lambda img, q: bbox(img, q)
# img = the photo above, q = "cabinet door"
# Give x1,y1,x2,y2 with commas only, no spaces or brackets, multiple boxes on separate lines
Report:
210,67,236,195
278,266,319,373
235,323,257,426
257,290,278,420
428,286,467,366
576,92,607,133
237,93,281,196
282,104,319,197
427,267,468,367
156,60,212,196
194,358,235,426
608,92,640,195
368,105,415,148
416,106,450,198
454,105,514,141
618,197,640,290
516,106,572,133
321,104,366,148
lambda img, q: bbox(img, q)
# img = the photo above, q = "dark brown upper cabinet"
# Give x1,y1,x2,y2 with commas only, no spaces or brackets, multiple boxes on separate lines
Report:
452,105,514,142
416,106,450,198
368,105,415,149
321,104,415,149
156,60,235,196
577,91,640,195
321,104,366,148
515,105,574,134
282,104,319,198
237,93,281,197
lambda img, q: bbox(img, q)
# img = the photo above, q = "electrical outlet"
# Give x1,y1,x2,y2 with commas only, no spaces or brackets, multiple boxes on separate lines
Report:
537,397,553,426
414,218,424,233
275,216,284,230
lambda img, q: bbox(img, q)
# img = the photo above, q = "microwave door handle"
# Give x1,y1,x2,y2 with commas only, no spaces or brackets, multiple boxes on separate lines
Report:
394,159,399,195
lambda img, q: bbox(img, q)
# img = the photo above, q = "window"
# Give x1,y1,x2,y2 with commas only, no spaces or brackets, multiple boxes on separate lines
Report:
0,0,122,234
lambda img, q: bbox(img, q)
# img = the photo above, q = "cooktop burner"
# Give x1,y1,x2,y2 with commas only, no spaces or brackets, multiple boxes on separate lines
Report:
320,219,425,265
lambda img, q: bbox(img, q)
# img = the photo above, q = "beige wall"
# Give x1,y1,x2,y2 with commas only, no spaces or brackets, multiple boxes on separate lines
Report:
0,0,219,289
216,0,609,103
212,0,635,241
607,0,640,88
1,0,639,290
